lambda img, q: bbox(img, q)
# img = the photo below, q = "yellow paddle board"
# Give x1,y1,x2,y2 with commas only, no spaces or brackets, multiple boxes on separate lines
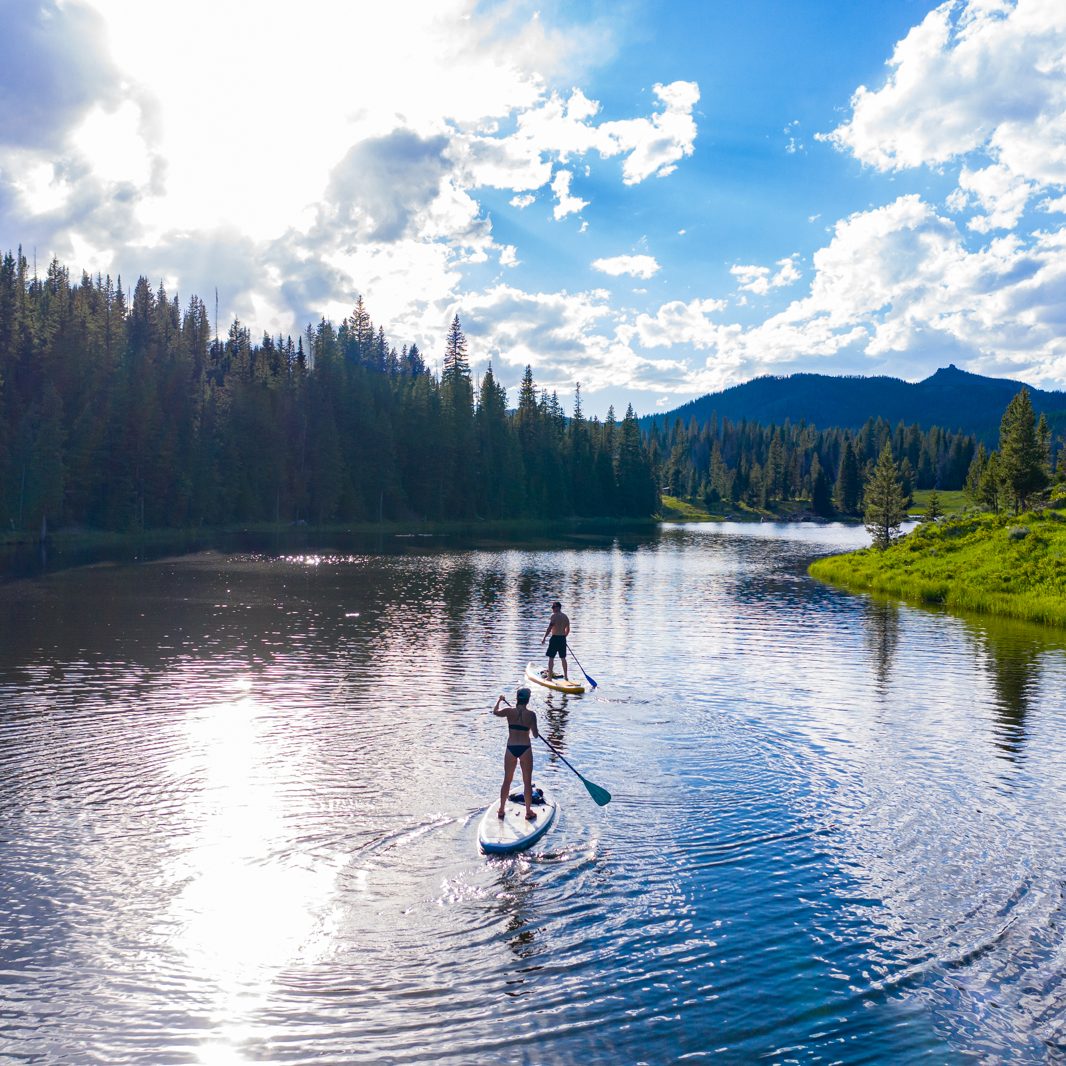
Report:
525,661,585,694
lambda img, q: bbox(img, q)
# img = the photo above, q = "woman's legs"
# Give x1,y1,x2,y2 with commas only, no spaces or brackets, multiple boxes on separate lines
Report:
498,750,517,817
519,749,535,818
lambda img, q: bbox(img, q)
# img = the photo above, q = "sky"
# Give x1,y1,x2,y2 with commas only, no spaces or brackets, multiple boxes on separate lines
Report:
1,0,1065,417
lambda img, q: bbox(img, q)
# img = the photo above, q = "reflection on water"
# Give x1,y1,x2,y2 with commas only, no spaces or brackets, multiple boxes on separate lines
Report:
864,599,902,692
970,622,1046,761
2,522,1066,1063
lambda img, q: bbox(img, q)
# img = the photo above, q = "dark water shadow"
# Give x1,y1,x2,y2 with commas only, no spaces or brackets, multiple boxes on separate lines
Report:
1,523,665,584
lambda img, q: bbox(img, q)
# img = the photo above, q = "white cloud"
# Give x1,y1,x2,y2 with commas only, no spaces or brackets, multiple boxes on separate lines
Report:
456,283,694,396
591,254,660,278
947,163,1036,231
824,0,1066,191
600,81,700,184
625,297,730,349
551,168,588,219
681,195,1066,390
462,79,699,193
730,256,801,294
784,119,803,154
0,0,702,352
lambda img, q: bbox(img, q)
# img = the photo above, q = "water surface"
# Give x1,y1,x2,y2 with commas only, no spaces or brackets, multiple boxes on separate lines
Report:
3,522,1066,1063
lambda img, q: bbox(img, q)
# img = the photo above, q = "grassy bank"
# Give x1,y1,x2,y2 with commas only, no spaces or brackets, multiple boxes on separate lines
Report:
909,488,968,516
658,495,824,523
809,508,1066,628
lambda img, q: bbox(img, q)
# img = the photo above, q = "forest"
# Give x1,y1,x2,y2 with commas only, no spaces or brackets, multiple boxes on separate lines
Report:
0,250,658,534
4,248,1035,537
647,413,980,517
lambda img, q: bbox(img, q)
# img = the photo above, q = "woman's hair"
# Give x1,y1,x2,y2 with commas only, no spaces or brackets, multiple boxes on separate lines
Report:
516,687,531,705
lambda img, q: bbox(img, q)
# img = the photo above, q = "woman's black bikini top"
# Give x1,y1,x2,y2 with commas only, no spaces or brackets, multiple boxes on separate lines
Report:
509,710,530,732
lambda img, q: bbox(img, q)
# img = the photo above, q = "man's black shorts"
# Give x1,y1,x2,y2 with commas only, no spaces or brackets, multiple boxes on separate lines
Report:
546,635,567,658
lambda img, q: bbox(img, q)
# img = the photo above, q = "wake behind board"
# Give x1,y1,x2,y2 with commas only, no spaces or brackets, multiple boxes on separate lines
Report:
478,784,558,854
525,661,585,695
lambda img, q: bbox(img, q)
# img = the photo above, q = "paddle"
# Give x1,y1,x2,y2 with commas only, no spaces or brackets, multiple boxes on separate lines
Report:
539,736,611,806
565,643,598,689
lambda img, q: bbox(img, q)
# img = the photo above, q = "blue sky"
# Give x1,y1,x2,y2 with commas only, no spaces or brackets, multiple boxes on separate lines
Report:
1,0,1064,416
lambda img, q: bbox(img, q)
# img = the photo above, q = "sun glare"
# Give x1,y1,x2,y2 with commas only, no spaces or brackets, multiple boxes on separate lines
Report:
165,681,339,1060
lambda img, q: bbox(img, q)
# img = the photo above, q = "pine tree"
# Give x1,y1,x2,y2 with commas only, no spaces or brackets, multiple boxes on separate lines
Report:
978,451,1002,514
809,453,833,517
834,436,861,515
442,313,469,382
999,388,1048,513
616,403,658,516
475,364,512,518
864,441,906,550
923,488,943,522
964,443,987,502
438,314,475,517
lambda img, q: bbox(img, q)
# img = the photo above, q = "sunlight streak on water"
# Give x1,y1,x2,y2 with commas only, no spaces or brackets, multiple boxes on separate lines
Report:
2,523,1066,1062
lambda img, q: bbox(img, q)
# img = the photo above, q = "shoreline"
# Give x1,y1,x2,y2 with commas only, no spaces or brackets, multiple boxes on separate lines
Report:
809,507,1066,630
1,515,662,554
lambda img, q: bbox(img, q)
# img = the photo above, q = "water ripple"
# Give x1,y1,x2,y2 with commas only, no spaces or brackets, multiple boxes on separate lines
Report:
2,527,1066,1062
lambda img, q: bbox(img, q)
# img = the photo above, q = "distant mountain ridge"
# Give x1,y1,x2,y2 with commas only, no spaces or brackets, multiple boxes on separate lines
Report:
643,365,1066,443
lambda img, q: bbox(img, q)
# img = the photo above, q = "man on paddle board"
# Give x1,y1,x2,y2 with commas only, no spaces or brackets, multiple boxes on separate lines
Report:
493,688,540,821
541,601,570,681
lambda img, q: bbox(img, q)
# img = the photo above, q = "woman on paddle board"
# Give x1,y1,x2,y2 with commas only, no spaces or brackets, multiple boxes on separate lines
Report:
493,687,541,821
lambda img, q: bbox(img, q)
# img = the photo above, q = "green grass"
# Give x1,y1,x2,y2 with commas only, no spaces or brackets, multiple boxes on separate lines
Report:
659,495,722,521
658,494,815,523
810,507,1066,628
909,488,968,516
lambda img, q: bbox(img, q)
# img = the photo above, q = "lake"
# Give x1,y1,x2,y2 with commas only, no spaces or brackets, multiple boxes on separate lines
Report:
3,522,1066,1063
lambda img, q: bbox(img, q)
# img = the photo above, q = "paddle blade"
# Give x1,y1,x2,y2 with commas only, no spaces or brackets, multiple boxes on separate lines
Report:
581,776,611,806
584,672,598,690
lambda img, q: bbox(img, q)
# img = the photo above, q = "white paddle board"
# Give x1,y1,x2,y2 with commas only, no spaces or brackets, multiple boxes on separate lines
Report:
478,784,558,854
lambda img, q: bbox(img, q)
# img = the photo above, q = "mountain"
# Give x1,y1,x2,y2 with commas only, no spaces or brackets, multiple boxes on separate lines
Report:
642,365,1066,443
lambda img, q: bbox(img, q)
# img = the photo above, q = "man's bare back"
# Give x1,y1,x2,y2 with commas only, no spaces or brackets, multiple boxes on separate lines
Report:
541,600,571,679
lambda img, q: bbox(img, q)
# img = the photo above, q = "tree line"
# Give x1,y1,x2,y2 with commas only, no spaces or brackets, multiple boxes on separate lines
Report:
647,413,980,517
864,387,1062,549
0,250,658,535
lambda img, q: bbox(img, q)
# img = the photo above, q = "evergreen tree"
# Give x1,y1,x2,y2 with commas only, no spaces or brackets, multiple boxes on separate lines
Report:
978,451,1003,514
923,488,943,522
998,388,1048,513
834,436,861,515
864,441,906,550
616,403,659,516
0,248,666,532
809,453,833,517
964,443,987,502
442,313,469,382
438,315,475,517
1037,412,1052,474
475,365,517,518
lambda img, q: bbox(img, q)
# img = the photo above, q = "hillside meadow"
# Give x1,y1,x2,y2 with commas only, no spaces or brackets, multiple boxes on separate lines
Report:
809,507,1066,629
